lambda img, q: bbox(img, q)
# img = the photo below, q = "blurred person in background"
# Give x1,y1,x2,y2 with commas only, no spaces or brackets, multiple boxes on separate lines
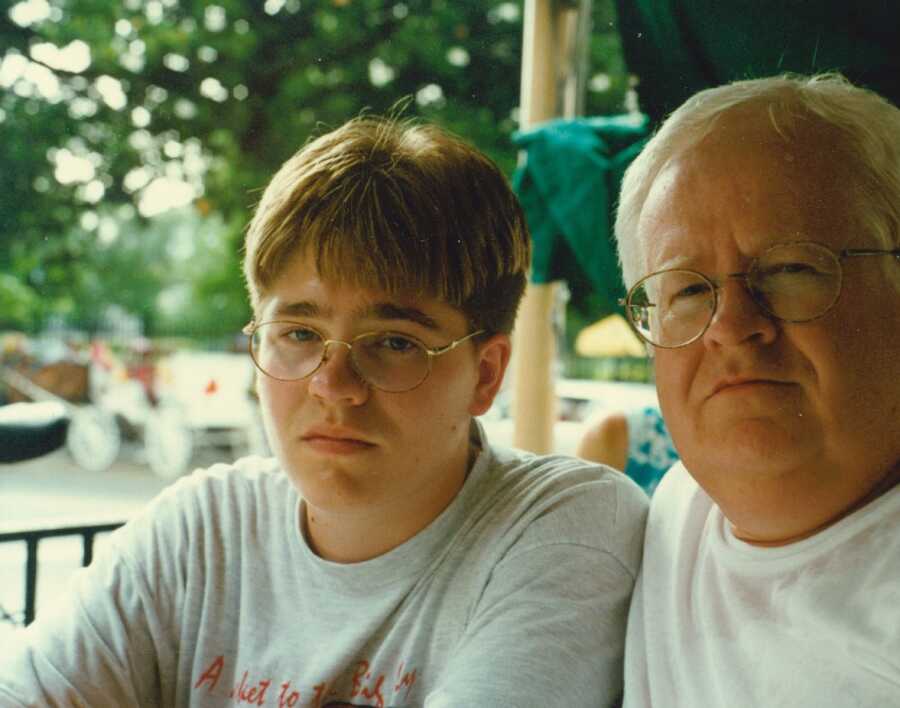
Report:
577,403,678,496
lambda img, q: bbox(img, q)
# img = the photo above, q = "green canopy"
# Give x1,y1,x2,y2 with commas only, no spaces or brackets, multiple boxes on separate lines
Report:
615,0,900,125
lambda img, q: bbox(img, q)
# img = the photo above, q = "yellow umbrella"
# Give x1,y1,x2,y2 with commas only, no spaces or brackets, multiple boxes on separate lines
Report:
575,313,647,358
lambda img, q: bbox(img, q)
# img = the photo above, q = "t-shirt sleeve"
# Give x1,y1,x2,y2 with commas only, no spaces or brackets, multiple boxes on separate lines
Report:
0,539,166,706
425,469,648,708
0,477,195,707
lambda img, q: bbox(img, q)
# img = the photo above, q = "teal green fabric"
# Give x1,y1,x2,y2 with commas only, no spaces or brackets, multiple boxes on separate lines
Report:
512,115,649,319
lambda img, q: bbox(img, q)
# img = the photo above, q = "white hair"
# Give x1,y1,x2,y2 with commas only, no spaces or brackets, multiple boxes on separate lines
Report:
615,73,900,291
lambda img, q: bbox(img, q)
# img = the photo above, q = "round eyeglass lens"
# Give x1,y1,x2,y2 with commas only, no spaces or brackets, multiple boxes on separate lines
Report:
627,270,715,347
350,332,430,392
250,323,326,381
748,242,842,322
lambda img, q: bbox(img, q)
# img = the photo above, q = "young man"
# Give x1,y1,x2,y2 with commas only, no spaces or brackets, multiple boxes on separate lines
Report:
615,74,900,705
1,117,648,706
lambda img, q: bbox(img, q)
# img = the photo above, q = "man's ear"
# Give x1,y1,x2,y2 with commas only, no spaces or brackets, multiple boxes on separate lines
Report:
469,333,511,416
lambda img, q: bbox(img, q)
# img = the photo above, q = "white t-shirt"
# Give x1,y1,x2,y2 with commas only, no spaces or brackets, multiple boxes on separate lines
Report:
1,425,648,707
624,462,900,707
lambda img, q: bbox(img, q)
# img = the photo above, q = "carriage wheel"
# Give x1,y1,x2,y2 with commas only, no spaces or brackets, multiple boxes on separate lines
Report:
144,407,193,479
66,406,121,472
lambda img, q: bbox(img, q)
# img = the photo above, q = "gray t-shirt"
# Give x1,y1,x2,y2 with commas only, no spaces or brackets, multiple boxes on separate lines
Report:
1,426,648,707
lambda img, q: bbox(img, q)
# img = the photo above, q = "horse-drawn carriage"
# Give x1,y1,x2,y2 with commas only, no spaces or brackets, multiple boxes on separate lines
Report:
1,335,264,478
2,359,121,474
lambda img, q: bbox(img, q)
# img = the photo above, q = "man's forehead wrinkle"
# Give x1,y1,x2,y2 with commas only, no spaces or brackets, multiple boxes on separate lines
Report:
641,133,857,277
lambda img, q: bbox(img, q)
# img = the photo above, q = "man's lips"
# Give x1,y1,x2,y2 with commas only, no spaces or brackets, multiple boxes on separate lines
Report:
301,427,376,453
303,425,373,442
709,378,791,398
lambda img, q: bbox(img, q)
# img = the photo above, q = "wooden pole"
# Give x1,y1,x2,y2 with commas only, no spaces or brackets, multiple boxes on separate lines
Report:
513,0,559,453
513,0,590,453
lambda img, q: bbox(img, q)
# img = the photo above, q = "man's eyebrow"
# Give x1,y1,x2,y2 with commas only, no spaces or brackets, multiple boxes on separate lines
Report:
366,302,440,330
269,300,440,330
272,301,325,319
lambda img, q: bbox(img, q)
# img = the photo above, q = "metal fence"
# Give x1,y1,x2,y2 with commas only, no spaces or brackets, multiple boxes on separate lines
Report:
0,520,125,626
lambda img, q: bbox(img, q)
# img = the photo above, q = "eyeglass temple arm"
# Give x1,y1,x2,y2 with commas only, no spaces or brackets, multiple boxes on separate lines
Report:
429,329,486,356
841,248,900,259
618,298,656,308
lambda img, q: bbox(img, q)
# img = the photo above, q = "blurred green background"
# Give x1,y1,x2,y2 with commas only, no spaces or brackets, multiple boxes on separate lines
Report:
1,0,631,351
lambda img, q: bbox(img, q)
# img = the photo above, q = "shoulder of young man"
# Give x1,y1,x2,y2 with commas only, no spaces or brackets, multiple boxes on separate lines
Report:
156,453,283,506
107,455,289,556
479,445,650,574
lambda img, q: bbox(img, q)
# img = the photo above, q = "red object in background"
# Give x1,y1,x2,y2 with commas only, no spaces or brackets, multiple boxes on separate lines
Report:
205,379,218,395
90,341,114,371
128,362,157,405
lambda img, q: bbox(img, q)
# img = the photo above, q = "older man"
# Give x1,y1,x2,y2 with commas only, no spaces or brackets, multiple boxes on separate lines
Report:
616,74,900,705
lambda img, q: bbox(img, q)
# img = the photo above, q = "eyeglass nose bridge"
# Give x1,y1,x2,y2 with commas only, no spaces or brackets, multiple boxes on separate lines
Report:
681,270,775,346
705,270,772,317
707,269,753,290
314,337,367,384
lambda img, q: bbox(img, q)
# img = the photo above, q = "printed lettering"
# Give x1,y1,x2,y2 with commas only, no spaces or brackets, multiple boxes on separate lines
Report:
230,671,273,705
278,681,301,708
230,670,249,698
312,682,328,708
194,654,415,707
194,655,225,692
360,674,385,707
255,680,272,706
351,661,370,698
350,661,385,707
394,665,417,700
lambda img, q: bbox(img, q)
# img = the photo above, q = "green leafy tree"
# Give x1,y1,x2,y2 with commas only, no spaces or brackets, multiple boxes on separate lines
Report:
1,0,627,337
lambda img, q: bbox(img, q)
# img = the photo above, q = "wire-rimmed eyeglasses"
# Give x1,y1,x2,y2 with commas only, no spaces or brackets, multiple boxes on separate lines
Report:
242,321,485,393
620,241,900,348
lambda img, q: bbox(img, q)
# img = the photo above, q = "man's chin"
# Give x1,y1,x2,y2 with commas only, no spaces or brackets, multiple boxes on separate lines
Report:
686,418,818,478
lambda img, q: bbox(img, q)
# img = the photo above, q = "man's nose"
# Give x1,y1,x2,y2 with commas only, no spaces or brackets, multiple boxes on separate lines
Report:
702,276,778,348
307,341,369,404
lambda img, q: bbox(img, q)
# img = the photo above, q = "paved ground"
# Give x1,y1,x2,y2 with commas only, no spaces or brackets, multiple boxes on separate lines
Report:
1,445,170,524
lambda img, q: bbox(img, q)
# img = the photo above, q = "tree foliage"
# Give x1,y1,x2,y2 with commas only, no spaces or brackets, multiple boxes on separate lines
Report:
1,0,628,338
